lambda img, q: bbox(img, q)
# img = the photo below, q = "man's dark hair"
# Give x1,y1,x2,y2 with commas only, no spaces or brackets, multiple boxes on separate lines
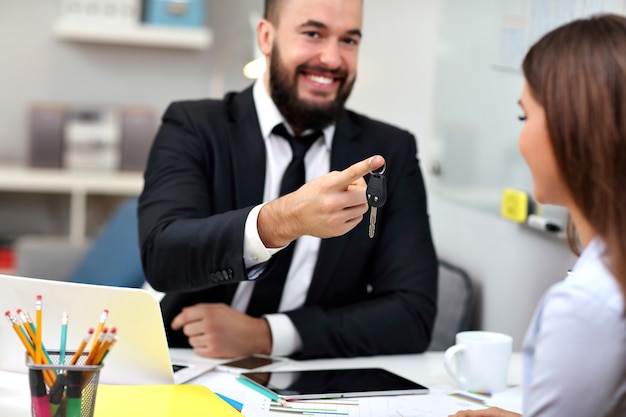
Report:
264,0,285,25
265,0,363,25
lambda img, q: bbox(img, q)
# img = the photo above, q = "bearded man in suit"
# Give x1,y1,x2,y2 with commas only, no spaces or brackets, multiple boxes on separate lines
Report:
138,0,438,359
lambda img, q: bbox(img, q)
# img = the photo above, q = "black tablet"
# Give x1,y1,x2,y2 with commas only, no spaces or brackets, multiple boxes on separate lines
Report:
240,367,428,400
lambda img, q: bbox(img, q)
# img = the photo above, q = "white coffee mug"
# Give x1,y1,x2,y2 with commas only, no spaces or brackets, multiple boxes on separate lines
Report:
443,331,512,393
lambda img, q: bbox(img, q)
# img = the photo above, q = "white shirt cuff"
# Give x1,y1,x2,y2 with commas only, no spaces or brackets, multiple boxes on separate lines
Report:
244,203,275,269
264,314,302,356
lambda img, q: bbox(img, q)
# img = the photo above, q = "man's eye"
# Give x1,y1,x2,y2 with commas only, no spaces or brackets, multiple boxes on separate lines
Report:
304,31,320,38
518,115,527,121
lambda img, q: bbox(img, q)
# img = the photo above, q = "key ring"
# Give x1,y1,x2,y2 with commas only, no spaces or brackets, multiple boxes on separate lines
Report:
368,158,386,175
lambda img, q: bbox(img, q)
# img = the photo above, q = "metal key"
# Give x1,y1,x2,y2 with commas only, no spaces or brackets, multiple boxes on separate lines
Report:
366,167,387,238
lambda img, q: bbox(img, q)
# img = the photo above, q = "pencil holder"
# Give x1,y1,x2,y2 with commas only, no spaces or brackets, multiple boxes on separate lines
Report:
26,351,103,417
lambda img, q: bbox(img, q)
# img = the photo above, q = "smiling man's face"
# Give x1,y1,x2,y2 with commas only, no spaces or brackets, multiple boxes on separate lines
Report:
264,0,362,132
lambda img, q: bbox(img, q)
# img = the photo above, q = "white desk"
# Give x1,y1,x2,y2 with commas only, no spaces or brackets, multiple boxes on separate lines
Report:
0,351,523,416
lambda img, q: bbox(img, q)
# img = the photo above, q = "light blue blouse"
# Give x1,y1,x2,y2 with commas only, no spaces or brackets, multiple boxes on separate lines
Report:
522,238,626,416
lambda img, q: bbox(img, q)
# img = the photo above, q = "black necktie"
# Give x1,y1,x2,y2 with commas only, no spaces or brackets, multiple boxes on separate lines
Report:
246,124,322,317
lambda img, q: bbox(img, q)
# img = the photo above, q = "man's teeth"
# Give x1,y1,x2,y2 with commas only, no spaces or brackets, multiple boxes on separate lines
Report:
307,74,333,84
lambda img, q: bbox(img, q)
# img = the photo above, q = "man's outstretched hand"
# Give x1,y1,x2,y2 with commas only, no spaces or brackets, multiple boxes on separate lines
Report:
259,155,386,248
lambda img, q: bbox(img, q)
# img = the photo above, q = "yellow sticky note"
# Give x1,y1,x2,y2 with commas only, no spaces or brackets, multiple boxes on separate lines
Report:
500,188,530,223
94,384,241,417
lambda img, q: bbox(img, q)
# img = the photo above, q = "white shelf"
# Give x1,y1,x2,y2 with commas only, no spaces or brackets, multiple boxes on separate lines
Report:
53,21,213,50
0,167,143,195
0,167,144,244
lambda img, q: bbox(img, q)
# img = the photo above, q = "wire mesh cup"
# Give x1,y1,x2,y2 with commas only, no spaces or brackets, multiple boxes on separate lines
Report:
26,351,103,417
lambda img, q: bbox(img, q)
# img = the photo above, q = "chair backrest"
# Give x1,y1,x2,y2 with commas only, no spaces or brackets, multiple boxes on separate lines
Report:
68,197,146,288
427,259,474,351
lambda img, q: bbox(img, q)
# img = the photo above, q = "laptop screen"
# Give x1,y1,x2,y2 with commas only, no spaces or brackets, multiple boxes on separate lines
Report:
0,274,175,384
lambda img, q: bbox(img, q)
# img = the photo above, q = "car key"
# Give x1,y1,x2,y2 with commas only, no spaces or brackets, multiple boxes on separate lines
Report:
366,164,387,238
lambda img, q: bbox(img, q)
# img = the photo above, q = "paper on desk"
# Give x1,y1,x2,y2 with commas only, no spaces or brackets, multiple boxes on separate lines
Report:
239,391,470,417
191,369,254,409
93,384,242,417
192,370,523,417
239,388,522,417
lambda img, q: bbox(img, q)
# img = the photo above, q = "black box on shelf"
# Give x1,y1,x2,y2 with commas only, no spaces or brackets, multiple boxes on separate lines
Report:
28,103,157,172
29,104,68,169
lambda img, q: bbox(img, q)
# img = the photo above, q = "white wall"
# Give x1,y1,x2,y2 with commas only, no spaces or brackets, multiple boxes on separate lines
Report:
0,1,578,349
348,0,576,349
0,0,261,164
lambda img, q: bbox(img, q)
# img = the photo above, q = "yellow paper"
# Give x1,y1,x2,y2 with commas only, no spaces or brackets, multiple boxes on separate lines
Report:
94,384,241,417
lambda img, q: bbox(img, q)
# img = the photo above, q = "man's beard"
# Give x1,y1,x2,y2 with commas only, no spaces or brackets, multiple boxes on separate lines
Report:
269,44,355,133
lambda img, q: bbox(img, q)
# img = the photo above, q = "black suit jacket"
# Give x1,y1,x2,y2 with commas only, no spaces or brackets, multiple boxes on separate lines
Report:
138,86,438,359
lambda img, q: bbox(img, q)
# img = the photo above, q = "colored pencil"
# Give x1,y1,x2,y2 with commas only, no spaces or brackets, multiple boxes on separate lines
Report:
59,311,68,367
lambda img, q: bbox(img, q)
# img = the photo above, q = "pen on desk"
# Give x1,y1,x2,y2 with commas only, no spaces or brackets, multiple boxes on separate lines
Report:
236,376,290,407
70,328,94,365
450,391,490,406
29,368,52,417
469,390,492,398
59,311,68,367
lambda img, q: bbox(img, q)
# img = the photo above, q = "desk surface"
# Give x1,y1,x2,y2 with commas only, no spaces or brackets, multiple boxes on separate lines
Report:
0,350,523,416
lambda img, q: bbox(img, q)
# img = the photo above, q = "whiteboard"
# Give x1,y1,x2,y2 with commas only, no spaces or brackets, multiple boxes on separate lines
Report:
429,0,626,216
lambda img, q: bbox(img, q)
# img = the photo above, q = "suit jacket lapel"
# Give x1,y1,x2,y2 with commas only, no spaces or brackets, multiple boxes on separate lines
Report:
227,86,266,208
306,112,362,305
223,87,266,302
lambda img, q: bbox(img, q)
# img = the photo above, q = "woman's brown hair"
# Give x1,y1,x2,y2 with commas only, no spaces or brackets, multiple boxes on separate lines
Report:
522,14,626,300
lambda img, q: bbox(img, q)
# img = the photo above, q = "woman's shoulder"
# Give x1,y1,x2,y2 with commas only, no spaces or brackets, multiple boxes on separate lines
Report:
558,238,624,315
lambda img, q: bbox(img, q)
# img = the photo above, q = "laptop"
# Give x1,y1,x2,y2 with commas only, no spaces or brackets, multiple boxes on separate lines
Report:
0,274,214,384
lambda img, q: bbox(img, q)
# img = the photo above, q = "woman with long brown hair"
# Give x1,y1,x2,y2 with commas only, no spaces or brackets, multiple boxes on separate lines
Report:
451,14,626,417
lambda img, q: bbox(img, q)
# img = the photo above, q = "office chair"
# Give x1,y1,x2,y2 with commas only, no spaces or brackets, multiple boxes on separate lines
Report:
67,197,146,288
14,197,146,287
427,259,475,351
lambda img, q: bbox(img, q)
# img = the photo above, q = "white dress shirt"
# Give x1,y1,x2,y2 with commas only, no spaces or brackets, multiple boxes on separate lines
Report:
230,79,335,356
521,238,626,417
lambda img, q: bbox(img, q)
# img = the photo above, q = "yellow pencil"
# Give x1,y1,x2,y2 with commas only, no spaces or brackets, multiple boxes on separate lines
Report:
92,327,116,365
35,295,42,365
85,327,108,365
99,334,118,363
16,309,53,366
89,309,109,354
16,309,35,342
12,309,33,347
70,328,94,365
5,311,35,358
5,311,55,387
